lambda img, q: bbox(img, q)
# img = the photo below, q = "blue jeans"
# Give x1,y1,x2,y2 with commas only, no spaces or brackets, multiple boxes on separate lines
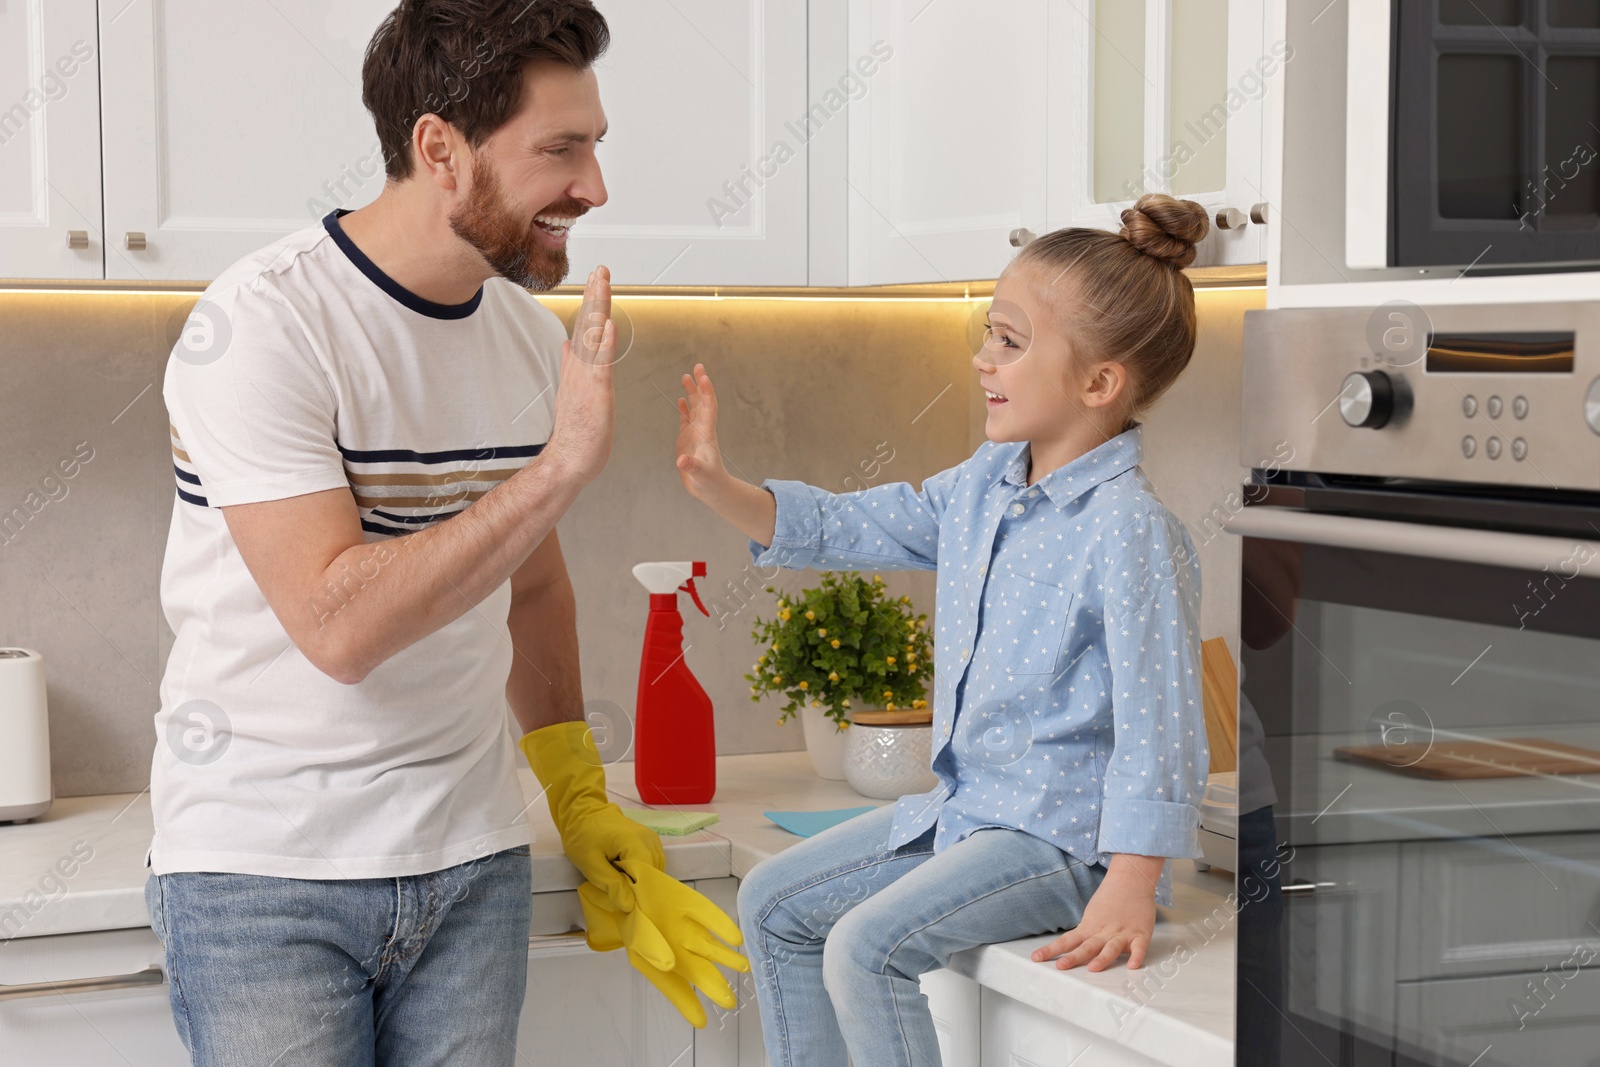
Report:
144,846,532,1067
737,804,1107,1067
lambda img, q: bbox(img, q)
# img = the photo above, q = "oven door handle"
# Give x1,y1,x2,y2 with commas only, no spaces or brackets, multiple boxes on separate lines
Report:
1223,506,1600,574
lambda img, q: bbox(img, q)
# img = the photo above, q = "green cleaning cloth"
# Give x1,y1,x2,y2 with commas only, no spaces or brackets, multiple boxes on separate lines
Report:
621,807,720,836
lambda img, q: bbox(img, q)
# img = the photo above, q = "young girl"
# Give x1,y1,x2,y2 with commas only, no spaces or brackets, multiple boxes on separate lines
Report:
674,194,1212,1067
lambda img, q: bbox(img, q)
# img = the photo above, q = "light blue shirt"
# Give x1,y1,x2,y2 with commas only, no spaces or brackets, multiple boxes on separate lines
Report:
750,427,1208,906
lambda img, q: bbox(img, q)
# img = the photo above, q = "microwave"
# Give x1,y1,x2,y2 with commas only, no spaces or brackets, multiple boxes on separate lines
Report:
1346,0,1600,273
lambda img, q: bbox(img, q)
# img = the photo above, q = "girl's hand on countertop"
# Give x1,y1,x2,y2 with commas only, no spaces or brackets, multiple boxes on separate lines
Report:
675,362,730,499
1031,856,1162,972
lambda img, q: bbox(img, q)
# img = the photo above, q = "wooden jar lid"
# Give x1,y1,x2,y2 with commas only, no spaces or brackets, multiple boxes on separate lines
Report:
850,708,933,727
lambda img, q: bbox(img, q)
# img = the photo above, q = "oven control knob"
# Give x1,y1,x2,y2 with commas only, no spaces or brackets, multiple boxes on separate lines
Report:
1586,376,1600,436
1340,371,1396,429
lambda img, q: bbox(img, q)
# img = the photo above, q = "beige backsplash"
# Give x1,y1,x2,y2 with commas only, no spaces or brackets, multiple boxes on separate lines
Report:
0,284,1261,797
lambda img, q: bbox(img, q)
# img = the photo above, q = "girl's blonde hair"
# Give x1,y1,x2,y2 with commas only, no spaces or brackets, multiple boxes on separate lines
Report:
1014,193,1210,425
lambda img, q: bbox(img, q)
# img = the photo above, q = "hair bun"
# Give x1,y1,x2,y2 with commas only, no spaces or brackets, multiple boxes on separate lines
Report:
1118,194,1209,269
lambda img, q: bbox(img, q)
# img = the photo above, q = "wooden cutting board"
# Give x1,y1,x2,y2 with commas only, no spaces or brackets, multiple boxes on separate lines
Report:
850,708,933,726
1334,737,1600,780
1200,637,1239,774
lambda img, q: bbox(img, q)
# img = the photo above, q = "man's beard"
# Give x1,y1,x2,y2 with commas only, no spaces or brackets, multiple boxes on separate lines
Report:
448,154,576,292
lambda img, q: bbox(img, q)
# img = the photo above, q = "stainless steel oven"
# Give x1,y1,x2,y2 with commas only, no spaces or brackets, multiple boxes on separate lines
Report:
1229,301,1600,1066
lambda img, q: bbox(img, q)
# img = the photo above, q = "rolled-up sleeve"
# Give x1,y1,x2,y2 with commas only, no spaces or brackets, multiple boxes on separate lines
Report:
748,460,967,573
1095,508,1209,859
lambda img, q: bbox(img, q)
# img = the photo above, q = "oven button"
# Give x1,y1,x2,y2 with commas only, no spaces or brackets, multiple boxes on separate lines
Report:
1486,395,1503,419
1513,396,1528,420
1461,435,1477,458
1586,377,1600,436
1462,395,1478,418
1486,436,1502,460
1512,437,1528,461
1339,370,1396,429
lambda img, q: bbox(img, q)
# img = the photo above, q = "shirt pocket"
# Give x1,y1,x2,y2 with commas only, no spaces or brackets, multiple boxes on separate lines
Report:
993,568,1075,676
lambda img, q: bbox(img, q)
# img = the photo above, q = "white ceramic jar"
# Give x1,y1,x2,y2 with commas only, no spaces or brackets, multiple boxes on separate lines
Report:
843,710,937,799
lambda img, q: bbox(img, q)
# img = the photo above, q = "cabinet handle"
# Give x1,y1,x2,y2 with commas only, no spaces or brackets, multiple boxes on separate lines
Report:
1008,227,1037,249
124,232,147,251
1214,207,1249,231
1281,880,1338,896
0,965,164,1002
1250,202,1269,225
66,230,89,250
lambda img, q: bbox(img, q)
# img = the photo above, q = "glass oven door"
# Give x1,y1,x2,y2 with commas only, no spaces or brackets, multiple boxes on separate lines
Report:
1230,498,1600,1067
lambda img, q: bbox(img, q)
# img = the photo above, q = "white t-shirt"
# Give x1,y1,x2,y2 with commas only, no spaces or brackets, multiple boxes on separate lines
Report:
151,209,563,879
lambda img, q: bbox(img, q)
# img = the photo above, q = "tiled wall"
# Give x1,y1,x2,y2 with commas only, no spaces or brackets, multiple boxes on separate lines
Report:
0,285,1260,798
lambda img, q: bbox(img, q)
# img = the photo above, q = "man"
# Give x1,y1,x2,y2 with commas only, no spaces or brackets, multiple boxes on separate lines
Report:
149,3,743,1064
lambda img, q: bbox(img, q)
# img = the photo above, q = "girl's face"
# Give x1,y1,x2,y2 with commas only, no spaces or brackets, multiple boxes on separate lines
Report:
972,265,1128,446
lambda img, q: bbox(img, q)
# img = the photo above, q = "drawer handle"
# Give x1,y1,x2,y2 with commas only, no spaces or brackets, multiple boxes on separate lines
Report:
0,965,164,1002
1282,880,1338,896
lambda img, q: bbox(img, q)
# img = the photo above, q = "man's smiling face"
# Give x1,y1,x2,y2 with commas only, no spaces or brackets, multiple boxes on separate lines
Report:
448,58,608,291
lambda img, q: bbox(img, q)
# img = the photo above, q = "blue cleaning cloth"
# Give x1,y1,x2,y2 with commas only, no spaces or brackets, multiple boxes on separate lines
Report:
764,806,878,838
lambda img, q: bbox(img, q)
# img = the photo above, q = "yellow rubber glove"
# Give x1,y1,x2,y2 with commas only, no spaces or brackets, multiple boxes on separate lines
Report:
577,873,750,1029
519,720,665,913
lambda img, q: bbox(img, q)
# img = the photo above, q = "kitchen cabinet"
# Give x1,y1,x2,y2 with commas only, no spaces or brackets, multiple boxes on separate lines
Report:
517,876,747,1066
562,0,810,286
97,0,391,282
1049,0,1272,268
0,927,188,1067
840,0,1271,286
842,0,1050,285
979,987,1167,1067
1282,842,1401,1045
924,967,982,1067
0,0,103,281
14,0,805,286
1396,971,1600,1067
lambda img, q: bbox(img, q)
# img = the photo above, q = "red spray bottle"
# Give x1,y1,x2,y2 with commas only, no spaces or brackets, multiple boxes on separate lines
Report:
632,561,716,804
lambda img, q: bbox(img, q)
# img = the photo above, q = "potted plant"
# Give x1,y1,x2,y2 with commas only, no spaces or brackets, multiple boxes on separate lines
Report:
746,572,933,779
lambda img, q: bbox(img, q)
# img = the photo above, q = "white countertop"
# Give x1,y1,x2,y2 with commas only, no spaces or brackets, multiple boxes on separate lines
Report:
0,752,1233,1067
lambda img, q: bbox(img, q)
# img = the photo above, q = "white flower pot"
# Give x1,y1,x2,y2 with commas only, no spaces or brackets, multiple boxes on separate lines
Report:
844,720,937,799
799,705,848,780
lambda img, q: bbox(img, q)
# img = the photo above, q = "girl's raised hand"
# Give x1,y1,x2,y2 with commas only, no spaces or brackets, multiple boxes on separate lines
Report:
675,363,729,499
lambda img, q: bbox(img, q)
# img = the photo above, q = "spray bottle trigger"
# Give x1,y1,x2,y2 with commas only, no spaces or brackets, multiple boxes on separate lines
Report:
680,577,710,617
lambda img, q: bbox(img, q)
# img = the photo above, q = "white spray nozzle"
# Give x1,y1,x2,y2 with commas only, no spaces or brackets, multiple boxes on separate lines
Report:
633,561,710,616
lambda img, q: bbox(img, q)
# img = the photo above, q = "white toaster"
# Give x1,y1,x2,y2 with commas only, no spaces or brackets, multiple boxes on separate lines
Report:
0,648,52,823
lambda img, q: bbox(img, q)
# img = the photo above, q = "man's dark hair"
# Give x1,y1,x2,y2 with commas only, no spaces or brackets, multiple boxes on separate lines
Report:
363,0,610,181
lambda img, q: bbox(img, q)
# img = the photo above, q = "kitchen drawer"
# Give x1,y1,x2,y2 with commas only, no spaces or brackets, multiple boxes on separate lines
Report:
0,927,188,1067
1396,970,1600,1067
1399,833,1600,981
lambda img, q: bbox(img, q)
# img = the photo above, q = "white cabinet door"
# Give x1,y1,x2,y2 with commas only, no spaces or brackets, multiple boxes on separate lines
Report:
844,0,1050,285
519,930,696,1065
1397,970,1600,1067
979,986,1166,1067
0,0,104,280
1049,0,1272,267
921,967,980,1067
568,0,809,287
98,0,392,282
0,927,189,1067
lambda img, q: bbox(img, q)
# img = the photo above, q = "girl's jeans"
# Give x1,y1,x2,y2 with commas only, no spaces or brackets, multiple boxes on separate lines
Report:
738,804,1107,1067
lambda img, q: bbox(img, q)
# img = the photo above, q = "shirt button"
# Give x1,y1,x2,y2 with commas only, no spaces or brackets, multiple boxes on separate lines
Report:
978,563,987,576
1010,502,1026,516
1028,487,1040,498
961,647,971,659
